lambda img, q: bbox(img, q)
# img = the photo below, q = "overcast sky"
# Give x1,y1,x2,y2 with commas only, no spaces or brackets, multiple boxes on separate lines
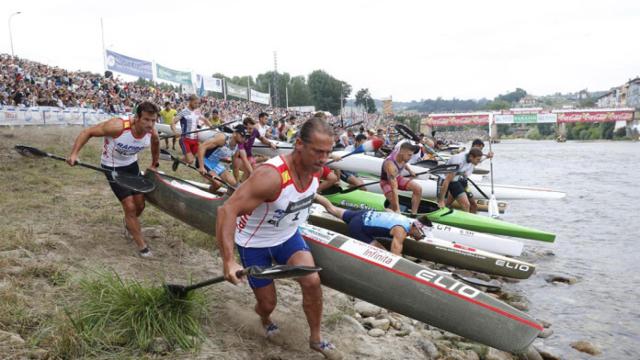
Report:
2,0,639,101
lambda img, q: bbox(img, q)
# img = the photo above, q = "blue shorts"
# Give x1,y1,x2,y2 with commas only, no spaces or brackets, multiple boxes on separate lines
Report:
342,210,375,244
203,157,227,176
236,230,310,289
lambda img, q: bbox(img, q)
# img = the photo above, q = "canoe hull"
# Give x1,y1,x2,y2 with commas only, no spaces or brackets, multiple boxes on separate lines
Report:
301,224,541,353
308,206,534,279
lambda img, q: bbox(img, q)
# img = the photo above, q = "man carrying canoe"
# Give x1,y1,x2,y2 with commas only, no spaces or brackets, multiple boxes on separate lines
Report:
197,124,250,193
170,95,211,166
325,207,431,255
437,147,483,212
381,142,423,215
216,116,343,359
67,101,160,258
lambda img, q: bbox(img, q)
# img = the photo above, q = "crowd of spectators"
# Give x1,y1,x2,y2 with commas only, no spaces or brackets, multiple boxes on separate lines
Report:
0,54,390,132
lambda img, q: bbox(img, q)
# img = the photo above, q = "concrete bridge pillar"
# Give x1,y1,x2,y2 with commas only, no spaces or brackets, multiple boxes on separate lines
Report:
557,123,567,140
490,122,498,141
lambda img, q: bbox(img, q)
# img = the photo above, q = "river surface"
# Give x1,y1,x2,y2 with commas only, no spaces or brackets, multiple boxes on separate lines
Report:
484,140,640,359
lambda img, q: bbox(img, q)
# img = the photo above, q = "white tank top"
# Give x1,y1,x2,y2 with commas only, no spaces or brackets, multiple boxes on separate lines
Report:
236,156,319,248
100,118,151,167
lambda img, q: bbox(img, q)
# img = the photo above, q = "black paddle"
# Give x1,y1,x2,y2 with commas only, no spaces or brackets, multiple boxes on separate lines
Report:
339,164,459,194
159,119,239,139
466,177,490,200
160,149,237,191
165,265,322,298
394,123,445,161
15,145,156,193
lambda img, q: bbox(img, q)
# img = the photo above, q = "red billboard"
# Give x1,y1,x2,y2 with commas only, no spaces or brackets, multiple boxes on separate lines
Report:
425,113,490,127
556,110,634,123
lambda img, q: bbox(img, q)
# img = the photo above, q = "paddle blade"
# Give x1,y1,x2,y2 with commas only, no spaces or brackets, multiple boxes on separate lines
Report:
112,171,157,193
159,149,173,161
427,164,459,175
488,195,500,219
14,145,48,158
164,284,189,298
246,265,322,279
394,124,420,142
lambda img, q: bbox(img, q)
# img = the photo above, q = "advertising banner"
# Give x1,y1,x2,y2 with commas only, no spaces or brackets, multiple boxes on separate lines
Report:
556,110,634,123
226,82,248,99
105,50,153,80
250,89,270,105
426,113,490,127
156,64,192,86
195,74,223,94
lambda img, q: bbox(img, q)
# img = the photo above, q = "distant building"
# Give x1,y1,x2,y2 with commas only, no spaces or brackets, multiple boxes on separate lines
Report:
625,78,640,110
518,95,537,106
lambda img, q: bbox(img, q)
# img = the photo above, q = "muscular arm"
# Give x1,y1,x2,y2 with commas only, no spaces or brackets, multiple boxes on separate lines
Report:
316,171,339,193
389,226,408,255
437,173,454,207
215,166,280,283
149,127,160,169
67,118,123,165
170,113,181,134
384,160,400,212
237,149,253,176
314,193,345,219
197,134,224,173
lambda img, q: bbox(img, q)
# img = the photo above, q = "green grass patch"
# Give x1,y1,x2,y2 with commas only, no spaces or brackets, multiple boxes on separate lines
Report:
60,271,207,356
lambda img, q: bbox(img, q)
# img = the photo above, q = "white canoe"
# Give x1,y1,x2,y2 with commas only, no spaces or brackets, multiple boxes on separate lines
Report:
155,123,218,142
328,152,565,200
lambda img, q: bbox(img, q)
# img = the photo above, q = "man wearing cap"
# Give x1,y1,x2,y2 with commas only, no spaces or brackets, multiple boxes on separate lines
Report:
197,124,249,193
325,206,431,255
380,141,423,215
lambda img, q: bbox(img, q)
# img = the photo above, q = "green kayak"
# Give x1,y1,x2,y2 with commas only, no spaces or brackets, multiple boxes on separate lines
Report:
322,186,555,242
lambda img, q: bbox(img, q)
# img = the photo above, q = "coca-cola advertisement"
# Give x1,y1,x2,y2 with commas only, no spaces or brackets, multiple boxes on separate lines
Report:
426,113,490,127
556,111,634,123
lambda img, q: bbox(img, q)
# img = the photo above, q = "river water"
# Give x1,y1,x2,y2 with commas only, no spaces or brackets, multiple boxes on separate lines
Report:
485,140,640,359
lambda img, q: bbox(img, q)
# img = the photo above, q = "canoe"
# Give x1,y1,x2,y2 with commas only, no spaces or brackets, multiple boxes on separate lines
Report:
142,171,541,352
307,205,534,279
169,178,523,256
322,186,555,242
155,123,218,142
328,151,566,200
300,224,541,353
143,171,226,234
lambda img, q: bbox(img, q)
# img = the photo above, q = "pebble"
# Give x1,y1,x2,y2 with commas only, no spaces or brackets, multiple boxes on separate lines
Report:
570,340,602,356
484,347,514,360
371,318,390,331
536,349,562,360
368,328,385,337
537,328,554,338
545,275,578,285
418,339,439,359
456,342,488,358
339,315,366,334
354,301,382,317
509,301,529,311
537,319,552,328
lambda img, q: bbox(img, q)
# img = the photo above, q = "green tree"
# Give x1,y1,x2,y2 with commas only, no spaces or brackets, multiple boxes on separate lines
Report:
307,70,351,115
355,88,377,114
287,76,312,107
496,88,527,103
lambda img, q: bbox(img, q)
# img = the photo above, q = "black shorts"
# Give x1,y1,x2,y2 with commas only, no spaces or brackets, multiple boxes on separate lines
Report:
101,162,141,201
448,179,473,200
339,170,358,183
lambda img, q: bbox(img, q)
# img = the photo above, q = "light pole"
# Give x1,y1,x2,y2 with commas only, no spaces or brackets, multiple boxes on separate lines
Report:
8,11,22,57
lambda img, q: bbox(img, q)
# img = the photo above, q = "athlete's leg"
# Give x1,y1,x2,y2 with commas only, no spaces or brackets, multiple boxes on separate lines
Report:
405,180,423,214
121,195,146,251
288,250,322,344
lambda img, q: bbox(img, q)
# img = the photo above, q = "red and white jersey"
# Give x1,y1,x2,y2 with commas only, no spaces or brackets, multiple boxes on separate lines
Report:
236,156,319,248
101,118,151,167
